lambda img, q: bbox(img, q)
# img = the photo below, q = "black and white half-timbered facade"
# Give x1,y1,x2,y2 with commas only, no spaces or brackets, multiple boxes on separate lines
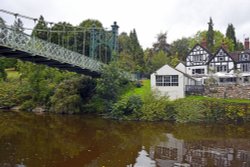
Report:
208,47,235,73
150,38,250,100
185,44,212,78
237,50,250,72
181,38,250,85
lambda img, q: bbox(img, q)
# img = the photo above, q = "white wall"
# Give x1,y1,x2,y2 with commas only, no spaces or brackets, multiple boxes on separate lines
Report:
151,65,185,100
186,65,208,76
175,63,186,73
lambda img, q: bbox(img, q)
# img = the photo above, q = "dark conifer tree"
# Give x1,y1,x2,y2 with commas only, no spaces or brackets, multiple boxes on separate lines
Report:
32,15,48,40
206,17,214,52
226,23,237,50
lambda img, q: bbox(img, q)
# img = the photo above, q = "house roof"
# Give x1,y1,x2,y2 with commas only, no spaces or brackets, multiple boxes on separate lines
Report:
229,51,240,62
153,64,197,81
185,43,213,65
208,47,236,63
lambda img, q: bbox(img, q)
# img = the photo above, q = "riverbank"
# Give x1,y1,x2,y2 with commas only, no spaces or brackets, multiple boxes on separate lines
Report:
1,66,250,123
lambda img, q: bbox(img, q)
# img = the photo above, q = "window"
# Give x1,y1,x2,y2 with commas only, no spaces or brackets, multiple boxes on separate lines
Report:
192,69,205,75
218,57,225,61
216,65,228,72
156,75,179,86
193,55,203,62
240,54,250,61
241,63,250,72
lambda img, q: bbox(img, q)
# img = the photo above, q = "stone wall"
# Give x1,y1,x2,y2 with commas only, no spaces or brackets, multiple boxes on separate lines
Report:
205,85,250,99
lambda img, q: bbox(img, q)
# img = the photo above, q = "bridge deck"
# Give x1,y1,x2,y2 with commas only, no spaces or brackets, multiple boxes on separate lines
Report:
0,45,100,77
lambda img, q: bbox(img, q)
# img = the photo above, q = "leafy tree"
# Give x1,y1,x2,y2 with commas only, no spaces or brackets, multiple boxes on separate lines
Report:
96,62,129,111
170,37,190,60
50,76,95,114
118,30,144,73
153,32,171,53
207,17,214,52
32,15,48,40
151,50,168,71
226,23,237,50
190,30,234,52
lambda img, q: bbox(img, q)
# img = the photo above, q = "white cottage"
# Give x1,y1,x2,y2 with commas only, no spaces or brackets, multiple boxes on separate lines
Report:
150,64,197,100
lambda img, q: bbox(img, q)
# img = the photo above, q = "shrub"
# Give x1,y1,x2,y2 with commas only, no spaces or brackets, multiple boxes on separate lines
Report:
110,95,143,120
174,98,208,123
140,92,170,121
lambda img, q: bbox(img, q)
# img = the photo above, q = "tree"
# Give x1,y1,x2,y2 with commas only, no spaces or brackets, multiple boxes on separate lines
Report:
12,18,24,33
207,17,214,52
153,32,171,53
226,24,237,51
170,37,190,61
32,15,48,40
129,29,144,69
151,50,168,71
190,30,234,52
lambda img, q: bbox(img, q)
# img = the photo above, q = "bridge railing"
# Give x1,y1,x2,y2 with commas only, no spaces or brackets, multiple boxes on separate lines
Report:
0,25,103,73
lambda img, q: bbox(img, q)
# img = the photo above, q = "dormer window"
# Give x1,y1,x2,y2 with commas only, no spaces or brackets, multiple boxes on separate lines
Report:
240,54,250,61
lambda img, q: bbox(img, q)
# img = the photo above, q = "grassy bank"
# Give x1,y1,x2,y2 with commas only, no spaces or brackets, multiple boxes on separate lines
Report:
110,79,250,122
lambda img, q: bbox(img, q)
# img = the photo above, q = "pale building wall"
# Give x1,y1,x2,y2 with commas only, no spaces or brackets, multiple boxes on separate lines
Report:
150,65,185,100
175,62,186,73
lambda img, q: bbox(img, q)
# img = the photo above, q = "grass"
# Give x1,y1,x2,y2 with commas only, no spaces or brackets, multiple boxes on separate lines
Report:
187,95,250,104
123,79,150,98
5,69,20,81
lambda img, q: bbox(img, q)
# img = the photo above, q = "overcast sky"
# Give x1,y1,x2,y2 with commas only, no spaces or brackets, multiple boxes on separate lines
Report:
1,0,250,49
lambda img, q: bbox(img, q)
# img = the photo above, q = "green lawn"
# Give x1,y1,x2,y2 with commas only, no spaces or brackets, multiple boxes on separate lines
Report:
123,79,151,98
5,69,20,81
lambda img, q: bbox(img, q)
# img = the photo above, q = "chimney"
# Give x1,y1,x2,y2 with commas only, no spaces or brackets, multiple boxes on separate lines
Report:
245,38,249,50
201,38,207,48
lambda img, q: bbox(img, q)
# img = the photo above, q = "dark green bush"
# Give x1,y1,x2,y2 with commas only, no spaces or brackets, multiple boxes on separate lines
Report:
110,95,143,120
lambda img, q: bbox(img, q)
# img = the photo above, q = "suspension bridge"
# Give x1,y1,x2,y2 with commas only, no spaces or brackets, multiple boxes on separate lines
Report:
0,9,119,77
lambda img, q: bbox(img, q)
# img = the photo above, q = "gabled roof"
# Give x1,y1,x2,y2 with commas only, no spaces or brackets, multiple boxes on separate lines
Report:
185,43,213,64
208,47,236,63
229,51,240,62
153,64,196,81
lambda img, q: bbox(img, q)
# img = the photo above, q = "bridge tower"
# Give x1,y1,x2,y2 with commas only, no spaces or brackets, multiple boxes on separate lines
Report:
89,22,119,63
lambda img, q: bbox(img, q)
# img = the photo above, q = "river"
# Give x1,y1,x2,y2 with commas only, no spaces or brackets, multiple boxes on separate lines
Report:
0,110,250,167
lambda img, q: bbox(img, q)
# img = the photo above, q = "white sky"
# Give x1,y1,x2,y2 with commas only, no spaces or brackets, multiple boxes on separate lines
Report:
1,0,250,49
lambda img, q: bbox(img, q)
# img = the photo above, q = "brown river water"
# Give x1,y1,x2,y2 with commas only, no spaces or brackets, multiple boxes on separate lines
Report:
0,110,250,167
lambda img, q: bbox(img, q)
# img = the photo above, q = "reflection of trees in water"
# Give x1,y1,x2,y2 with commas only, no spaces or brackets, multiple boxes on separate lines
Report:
0,111,169,167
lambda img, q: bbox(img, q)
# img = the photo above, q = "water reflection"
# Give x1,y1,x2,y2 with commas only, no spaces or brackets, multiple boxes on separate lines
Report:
0,111,250,167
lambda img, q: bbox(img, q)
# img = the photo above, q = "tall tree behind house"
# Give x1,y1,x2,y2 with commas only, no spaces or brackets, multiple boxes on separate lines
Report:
207,17,214,52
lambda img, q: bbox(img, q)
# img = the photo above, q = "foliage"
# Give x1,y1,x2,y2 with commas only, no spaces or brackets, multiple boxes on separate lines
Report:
17,61,76,107
96,62,129,111
118,30,144,73
12,18,24,33
110,95,143,120
152,32,170,53
174,98,208,123
32,15,48,40
140,92,170,121
0,59,7,81
207,17,214,52
50,76,95,114
189,30,234,52
170,37,190,61
226,23,237,50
